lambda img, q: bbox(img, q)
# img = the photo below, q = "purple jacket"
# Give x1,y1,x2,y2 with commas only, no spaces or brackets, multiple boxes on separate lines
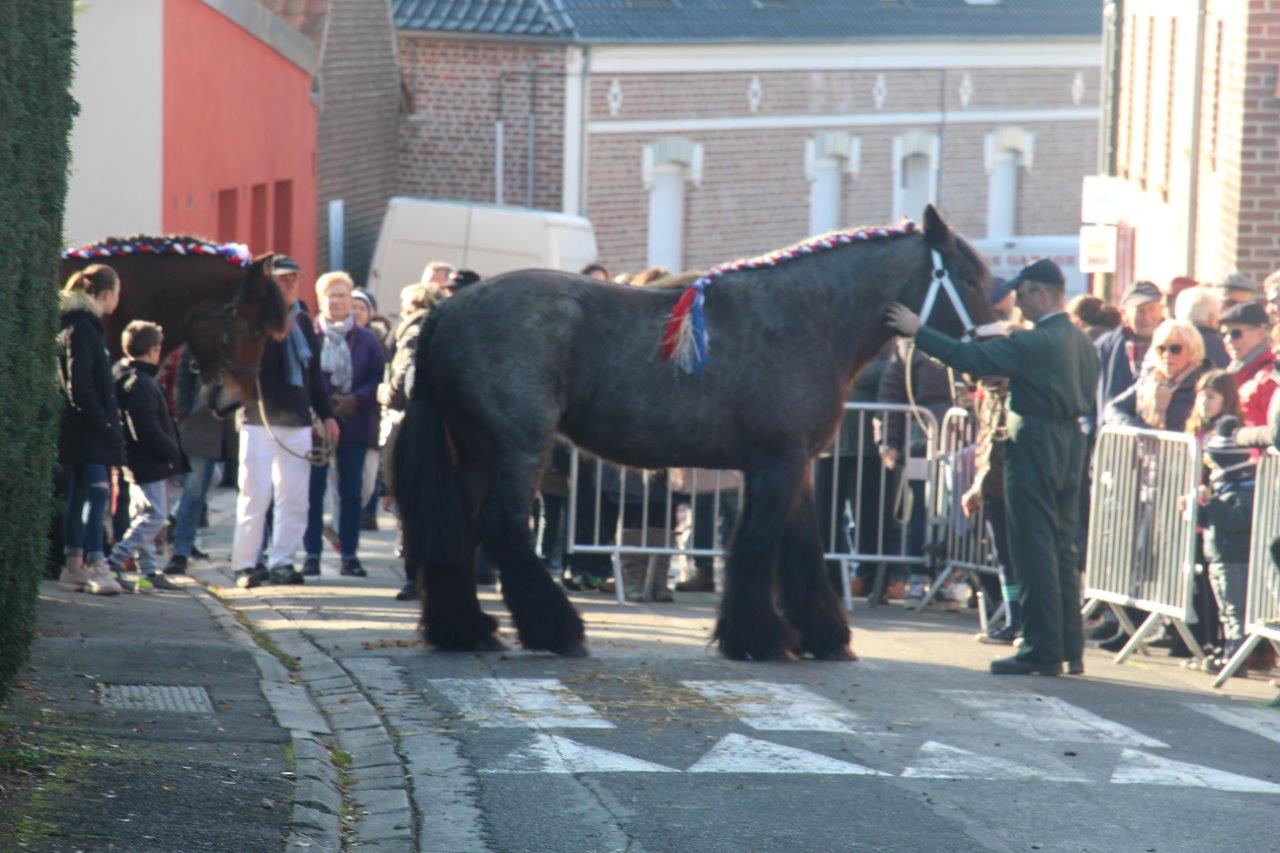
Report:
316,322,386,445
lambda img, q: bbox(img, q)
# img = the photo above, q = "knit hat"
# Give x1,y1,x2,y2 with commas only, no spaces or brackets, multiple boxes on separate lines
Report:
1204,416,1254,483
352,289,377,313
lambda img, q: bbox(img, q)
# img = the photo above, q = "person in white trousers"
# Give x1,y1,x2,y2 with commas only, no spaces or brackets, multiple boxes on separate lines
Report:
232,256,340,588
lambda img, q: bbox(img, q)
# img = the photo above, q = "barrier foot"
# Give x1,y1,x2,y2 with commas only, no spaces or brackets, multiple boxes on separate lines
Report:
1170,618,1207,667
1109,604,1149,655
1081,598,1102,620
869,562,888,610
989,600,1009,629
1212,633,1263,689
975,584,989,634
610,553,627,606
1113,611,1161,665
841,559,855,613
913,564,955,613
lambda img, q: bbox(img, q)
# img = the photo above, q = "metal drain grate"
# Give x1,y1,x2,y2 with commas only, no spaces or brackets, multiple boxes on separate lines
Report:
99,684,215,713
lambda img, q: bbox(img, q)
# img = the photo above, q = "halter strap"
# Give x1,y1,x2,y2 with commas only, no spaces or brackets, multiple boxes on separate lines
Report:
919,249,978,341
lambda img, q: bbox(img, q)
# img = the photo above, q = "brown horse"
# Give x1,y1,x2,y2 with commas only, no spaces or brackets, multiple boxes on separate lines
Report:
395,206,994,662
59,236,287,413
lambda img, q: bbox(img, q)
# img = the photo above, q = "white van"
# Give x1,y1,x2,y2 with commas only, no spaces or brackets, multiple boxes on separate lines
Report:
366,197,600,313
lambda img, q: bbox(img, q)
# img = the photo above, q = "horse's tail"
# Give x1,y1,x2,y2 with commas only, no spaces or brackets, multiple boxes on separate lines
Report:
392,311,473,568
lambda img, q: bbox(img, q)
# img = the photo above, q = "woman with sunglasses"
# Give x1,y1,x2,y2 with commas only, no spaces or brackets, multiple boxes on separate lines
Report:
1104,320,1208,432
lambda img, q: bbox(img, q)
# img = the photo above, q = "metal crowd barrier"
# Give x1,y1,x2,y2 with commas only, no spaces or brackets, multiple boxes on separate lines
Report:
564,402,938,608
918,407,1008,630
1081,425,1205,665
821,403,938,610
1213,451,1280,687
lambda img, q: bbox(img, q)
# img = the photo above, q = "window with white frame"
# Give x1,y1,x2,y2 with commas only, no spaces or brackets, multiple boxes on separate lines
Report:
643,137,703,272
892,130,939,222
805,132,861,235
983,127,1034,239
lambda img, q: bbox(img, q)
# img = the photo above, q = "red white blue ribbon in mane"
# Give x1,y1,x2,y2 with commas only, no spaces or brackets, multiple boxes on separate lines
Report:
62,236,252,268
660,220,919,374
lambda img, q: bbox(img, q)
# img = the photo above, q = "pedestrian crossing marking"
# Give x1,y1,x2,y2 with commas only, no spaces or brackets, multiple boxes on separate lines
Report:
481,735,677,774
681,680,864,733
687,734,888,775
943,690,1168,748
1185,703,1280,747
900,740,1086,782
1110,748,1280,794
429,678,614,729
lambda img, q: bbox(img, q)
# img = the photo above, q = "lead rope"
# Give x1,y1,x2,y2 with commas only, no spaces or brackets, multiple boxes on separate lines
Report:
255,378,332,467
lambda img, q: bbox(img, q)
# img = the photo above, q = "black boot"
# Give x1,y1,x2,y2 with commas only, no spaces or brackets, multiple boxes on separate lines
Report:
990,655,1061,676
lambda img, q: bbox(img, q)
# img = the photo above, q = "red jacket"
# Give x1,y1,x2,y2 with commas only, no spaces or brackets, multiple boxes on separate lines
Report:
1235,346,1278,428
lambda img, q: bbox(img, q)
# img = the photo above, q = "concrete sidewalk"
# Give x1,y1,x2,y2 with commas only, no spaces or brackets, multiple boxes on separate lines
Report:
0,581,300,851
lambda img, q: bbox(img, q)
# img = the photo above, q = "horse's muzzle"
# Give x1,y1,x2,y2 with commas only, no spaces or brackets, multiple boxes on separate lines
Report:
201,382,243,418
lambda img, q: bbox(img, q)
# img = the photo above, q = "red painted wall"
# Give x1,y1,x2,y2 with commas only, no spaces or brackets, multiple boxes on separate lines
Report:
162,0,318,304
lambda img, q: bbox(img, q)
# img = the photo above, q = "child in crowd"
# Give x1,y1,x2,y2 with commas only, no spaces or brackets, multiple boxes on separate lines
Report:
106,321,183,592
1196,410,1256,673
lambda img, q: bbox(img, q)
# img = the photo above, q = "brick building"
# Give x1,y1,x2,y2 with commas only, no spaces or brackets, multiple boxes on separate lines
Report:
394,0,1102,275
1099,0,1280,292
263,0,402,284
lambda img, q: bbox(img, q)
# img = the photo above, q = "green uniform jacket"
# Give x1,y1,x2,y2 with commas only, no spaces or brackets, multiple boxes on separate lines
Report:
914,313,1098,434
914,312,1100,664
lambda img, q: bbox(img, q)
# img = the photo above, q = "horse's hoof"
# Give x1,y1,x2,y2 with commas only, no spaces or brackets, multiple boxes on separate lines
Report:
758,648,798,663
478,634,509,652
558,641,590,658
812,645,858,662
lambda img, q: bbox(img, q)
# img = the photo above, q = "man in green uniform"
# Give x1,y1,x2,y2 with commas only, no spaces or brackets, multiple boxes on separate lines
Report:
886,259,1100,675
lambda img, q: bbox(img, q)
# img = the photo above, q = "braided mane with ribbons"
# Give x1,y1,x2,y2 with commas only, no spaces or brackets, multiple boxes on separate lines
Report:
62,235,252,268
660,220,919,373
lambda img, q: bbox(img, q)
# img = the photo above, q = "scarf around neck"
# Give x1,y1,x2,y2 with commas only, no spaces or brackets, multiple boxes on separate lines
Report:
318,314,354,394
283,302,312,388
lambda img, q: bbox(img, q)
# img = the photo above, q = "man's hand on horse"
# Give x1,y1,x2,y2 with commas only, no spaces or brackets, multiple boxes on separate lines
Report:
885,303,923,337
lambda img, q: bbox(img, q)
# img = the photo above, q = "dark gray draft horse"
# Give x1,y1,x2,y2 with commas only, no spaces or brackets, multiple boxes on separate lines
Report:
395,206,993,661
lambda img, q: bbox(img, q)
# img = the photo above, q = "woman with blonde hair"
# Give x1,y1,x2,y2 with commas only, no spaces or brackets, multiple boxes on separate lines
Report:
56,264,127,595
1105,319,1209,432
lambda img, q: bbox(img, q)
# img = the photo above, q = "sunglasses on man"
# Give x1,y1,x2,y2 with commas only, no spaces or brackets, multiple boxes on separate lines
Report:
1154,343,1184,355
1220,328,1248,340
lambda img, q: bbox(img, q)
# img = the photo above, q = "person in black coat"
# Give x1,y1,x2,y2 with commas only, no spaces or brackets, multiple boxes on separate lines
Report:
56,264,127,596
106,321,183,591
232,256,338,588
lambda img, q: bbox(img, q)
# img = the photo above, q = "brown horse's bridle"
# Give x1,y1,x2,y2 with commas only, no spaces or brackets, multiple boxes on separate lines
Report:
188,286,261,380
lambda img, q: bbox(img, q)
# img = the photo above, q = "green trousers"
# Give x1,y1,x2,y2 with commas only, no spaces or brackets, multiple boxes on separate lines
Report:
1002,417,1088,664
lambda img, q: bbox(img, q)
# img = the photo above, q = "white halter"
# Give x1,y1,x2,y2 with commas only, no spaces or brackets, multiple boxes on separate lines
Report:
917,249,1003,340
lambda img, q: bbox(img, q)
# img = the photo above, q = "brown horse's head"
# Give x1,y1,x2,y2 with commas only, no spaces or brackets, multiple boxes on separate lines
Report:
188,253,288,414
908,204,996,340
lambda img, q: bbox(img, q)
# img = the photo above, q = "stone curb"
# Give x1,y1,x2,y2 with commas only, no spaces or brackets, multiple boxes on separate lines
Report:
191,569,419,850
187,584,346,852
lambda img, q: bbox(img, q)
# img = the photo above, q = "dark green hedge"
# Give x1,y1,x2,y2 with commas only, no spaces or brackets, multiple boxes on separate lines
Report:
0,2,77,700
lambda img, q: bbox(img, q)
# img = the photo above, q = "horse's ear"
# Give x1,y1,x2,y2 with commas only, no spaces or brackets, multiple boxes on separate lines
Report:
250,252,276,276
922,204,954,250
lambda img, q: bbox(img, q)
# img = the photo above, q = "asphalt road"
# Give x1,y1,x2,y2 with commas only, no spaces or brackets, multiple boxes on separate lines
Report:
197,490,1280,853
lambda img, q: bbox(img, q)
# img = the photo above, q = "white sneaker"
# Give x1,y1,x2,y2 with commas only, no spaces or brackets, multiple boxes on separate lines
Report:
57,556,89,592
906,581,927,601
84,563,123,596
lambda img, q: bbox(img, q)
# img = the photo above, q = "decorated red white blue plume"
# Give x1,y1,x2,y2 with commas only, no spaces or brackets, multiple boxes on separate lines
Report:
660,220,919,374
